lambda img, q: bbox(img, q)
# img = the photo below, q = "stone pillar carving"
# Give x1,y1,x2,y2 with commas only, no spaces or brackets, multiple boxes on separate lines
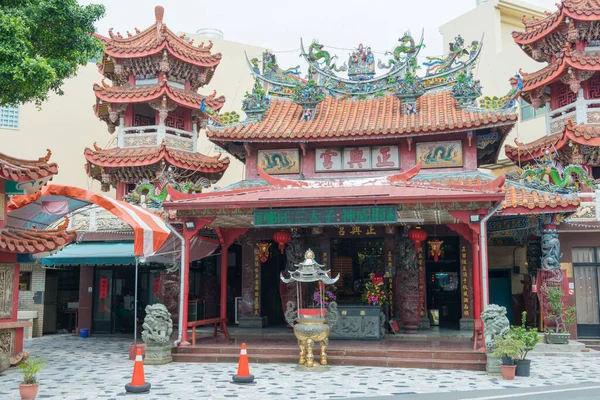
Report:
395,236,421,330
279,234,305,327
0,263,14,319
239,236,266,328
539,224,565,328
418,245,430,330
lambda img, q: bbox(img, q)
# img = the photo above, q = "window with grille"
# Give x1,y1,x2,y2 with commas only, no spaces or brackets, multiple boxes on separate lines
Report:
0,106,19,129
519,99,546,122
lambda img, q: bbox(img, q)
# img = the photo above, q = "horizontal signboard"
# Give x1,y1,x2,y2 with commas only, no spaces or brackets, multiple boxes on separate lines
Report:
254,206,398,227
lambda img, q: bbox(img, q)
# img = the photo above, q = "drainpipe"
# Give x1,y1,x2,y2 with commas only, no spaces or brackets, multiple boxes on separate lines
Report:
165,222,185,347
480,200,504,310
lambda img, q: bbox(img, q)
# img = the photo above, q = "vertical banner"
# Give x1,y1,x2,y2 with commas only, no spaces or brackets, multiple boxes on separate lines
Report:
99,278,109,299
461,246,471,318
253,248,261,317
387,250,393,316
418,247,425,317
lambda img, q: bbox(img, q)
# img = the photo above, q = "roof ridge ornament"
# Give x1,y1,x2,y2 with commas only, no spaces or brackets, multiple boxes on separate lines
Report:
394,70,425,115
451,70,482,108
292,80,325,120
241,81,270,122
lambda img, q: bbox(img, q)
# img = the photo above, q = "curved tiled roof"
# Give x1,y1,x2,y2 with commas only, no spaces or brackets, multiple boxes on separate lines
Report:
208,92,517,142
505,120,600,162
84,142,229,173
514,1,600,45
520,49,600,93
0,150,58,182
94,6,221,68
93,81,225,111
0,226,77,254
501,181,580,212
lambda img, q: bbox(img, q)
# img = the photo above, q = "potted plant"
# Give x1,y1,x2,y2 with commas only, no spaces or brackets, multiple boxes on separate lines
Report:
18,359,44,400
545,286,577,344
507,312,539,377
492,336,522,380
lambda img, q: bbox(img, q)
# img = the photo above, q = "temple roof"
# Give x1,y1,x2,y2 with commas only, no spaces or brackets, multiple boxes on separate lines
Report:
514,1,600,45
94,6,221,68
501,181,580,214
208,91,517,143
0,150,58,182
84,141,229,173
93,81,225,111
0,226,76,254
505,120,600,162
520,49,600,93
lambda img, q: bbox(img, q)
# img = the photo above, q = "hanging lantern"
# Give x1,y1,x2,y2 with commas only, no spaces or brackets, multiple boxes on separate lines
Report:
273,231,291,254
428,238,444,262
256,242,271,263
408,226,428,249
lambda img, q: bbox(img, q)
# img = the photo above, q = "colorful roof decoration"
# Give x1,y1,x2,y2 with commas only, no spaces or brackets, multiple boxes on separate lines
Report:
0,225,77,254
0,149,57,183
208,90,517,143
501,181,580,214
94,6,221,68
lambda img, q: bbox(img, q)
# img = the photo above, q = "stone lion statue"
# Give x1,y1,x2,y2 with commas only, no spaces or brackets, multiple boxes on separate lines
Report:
142,303,173,345
481,304,510,352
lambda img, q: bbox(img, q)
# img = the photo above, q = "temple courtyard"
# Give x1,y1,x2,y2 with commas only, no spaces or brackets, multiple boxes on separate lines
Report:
0,335,599,399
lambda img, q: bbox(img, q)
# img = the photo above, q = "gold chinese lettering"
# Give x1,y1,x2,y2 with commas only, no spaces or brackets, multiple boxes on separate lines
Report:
350,226,362,235
366,225,376,235
339,227,346,236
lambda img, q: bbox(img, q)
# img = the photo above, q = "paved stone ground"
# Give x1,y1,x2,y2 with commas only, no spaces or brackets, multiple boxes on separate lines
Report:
1,335,599,400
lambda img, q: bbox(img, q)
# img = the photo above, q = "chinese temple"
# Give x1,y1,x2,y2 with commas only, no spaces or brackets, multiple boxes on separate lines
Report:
87,5,230,200
0,151,77,360
164,30,580,352
504,0,600,338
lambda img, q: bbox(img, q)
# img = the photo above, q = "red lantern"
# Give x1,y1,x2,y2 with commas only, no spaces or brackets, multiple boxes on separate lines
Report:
273,231,291,254
408,226,428,249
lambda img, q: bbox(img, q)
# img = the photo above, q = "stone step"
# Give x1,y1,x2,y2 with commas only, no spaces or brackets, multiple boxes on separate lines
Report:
172,346,485,361
171,352,486,371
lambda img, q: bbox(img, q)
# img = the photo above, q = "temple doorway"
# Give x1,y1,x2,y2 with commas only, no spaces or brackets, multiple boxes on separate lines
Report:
261,243,286,326
426,236,461,329
332,238,385,303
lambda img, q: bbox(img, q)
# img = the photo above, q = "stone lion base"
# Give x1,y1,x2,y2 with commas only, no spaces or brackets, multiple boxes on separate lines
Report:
144,344,172,365
486,354,501,376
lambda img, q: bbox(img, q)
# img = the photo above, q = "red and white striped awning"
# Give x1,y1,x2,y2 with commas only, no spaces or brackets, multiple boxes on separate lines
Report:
8,185,170,257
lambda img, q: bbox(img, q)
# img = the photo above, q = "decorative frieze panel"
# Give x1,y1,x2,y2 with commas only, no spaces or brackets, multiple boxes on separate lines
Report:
123,135,158,147
0,329,15,354
0,264,14,319
165,136,193,151
587,111,600,124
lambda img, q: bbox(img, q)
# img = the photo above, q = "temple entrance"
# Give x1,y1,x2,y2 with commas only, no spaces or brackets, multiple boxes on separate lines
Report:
573,248,600,338
332,238,385,303
261,243,286,326
426,236,461,329
489,269,513,324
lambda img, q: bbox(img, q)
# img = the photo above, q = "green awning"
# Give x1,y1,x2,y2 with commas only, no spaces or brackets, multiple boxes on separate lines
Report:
41,242,136,267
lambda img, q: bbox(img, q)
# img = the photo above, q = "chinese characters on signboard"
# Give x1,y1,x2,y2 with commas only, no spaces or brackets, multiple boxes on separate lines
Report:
315,146,400,172
99,278,109,299
336,225,379,237
461,246,471,318
253,248,261,317
254,206,397,227
418,247,425,317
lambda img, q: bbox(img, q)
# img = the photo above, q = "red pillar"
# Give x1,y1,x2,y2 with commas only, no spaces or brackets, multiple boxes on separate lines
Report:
472,230,481,320
220,247,229,321
180,230,192,345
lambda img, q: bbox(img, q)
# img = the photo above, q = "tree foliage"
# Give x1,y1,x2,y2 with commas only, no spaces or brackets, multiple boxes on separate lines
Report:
0,0,105,106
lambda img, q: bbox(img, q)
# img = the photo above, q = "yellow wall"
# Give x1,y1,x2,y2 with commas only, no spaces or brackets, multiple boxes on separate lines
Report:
439,0,549,162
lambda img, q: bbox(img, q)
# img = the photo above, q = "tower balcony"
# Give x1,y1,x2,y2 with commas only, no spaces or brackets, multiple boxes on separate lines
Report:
546,93,600,135
117,124,197,152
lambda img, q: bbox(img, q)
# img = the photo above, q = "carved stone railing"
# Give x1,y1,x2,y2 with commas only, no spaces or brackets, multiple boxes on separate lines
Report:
566,190,600,223
545,94,600,135
118,125,196,151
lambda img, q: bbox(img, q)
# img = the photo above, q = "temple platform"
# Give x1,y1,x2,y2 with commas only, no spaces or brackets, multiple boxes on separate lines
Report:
172,327,485,371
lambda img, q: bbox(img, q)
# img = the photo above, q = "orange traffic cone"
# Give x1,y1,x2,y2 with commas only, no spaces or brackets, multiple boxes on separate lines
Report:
125,348,151,393
231,343,255,384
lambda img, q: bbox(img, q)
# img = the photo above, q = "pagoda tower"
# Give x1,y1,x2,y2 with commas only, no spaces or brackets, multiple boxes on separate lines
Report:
85,6,229,202
507,0,600,169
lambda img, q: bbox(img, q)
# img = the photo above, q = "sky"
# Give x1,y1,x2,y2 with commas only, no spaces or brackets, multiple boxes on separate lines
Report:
81,0,558,73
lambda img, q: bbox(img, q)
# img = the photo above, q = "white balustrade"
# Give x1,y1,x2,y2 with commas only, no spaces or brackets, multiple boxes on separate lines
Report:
117,124,197,151
545,96,600,136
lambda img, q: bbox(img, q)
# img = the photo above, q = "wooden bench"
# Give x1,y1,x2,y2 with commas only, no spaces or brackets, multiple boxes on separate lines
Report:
188,318,229,345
